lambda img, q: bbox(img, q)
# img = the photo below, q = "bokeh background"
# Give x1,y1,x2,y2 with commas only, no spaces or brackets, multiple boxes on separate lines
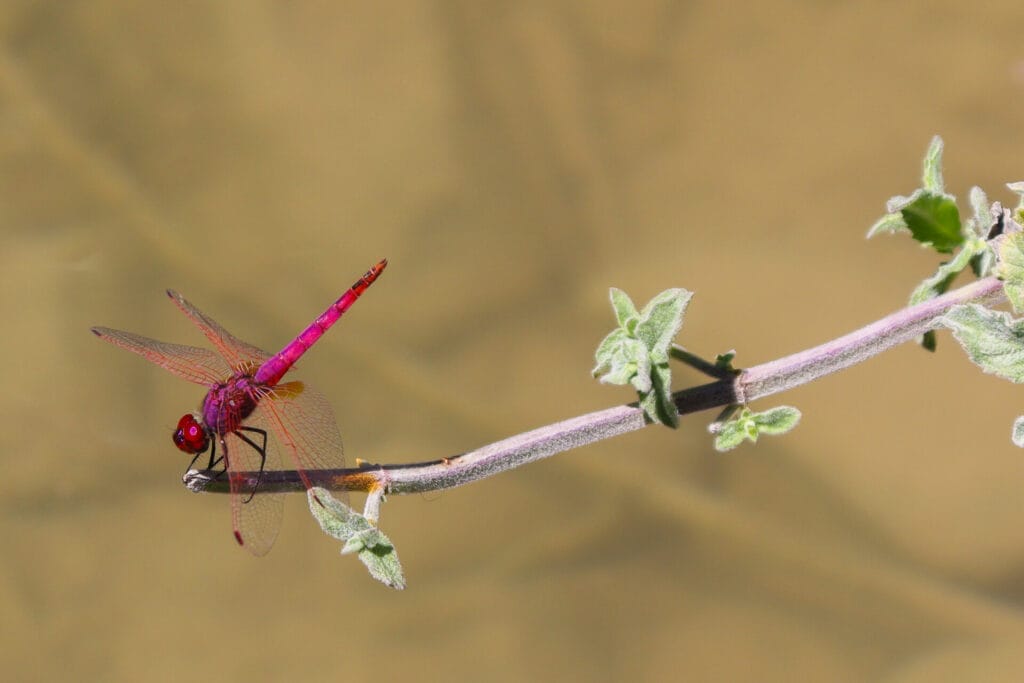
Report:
4,2,1024,681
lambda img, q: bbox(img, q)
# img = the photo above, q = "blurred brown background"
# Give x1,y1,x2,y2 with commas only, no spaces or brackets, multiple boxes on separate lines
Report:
4,2,1024,681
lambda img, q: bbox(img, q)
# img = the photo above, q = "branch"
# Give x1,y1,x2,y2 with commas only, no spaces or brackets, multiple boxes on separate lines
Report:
183,276,1006,497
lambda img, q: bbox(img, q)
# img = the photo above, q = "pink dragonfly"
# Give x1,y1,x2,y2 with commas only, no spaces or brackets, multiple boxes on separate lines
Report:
92,260,387,555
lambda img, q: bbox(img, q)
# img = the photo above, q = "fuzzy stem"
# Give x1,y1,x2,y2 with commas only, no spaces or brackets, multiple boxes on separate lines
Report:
740,276,1004,402
184,276,1005,497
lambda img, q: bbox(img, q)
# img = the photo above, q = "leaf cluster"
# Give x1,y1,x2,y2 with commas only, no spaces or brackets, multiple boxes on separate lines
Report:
867,136,1014,350
710,406,802,452
309,488,405,589
593,288,692,426
866,137,1024,446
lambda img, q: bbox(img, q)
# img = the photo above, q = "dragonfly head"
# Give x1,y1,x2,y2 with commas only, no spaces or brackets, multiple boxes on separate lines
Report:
173,413,210,454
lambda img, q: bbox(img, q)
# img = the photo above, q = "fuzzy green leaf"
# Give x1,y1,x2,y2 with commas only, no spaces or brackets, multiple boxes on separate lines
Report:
968,187,993,240
1008,182,1024,210
631,348,653,393
996,232,1024,314
967,187,997,278
634,288,693,355
751,406,802,435
885,192,919,215
867,137,964,255
639,359,677,427
713,421,747,451
921,135,946,193
971,250,995,279
900,192,963,254
713,406,801,452
308,488,405,589
909,250,968,305
593,331,649,388
1013,416,1024,448
940,304,1024,384
344,529,405,589
609,288,639,330
866,211,909,238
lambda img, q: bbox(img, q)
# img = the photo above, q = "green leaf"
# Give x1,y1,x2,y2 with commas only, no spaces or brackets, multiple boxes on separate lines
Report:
966,187,997,278
996,232,1024,314
968,186,993,240
634,288,693,355
639,359,677,427
630,346,653,394
940,304,1024,383
308,488,406,589
866,137,964,255
752,406,802,435
885,192,919,214
921,135,946,193
593,330,645,386
970,250,995,279
344,529,405,589
712,406,801,452
866,212,909,238
713,421,747,451
592,328,625,372
900,192,963,254
609,288,639,330
909,246,975,305
1013,416,1024,448
1006,212,1024,238
1008,181,1024,210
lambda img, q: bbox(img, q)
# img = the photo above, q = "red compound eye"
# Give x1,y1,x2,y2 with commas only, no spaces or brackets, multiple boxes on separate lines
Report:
172,414,209,454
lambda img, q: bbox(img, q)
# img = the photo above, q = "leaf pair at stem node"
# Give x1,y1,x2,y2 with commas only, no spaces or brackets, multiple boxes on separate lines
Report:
592,287,800,450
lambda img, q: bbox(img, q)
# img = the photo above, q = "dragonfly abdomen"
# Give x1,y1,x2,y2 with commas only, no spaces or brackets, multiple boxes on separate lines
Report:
252,259,387,386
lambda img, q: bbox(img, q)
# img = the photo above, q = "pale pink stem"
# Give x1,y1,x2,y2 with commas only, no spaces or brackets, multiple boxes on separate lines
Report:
189,276,1008,498
253,260,387,386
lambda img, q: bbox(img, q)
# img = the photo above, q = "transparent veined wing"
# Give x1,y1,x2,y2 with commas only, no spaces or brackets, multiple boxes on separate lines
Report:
256,380,346,488
222,408,286,557
166,290,272,372
91,327,227,385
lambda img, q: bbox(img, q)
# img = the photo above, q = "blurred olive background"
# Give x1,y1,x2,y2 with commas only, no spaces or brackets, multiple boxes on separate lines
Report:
4,2,1024,681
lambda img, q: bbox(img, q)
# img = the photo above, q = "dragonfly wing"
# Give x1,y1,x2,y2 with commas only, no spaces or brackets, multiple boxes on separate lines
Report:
225,381,343,554
255,380,346,488
91,327,227,385
166,290,272,371
223,423,284,557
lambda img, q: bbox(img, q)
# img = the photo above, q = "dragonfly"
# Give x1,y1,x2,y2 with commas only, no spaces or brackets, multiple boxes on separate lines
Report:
92,259,387,555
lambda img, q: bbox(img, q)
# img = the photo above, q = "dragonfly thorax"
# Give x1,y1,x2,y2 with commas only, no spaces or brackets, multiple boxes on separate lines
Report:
200,374,260,437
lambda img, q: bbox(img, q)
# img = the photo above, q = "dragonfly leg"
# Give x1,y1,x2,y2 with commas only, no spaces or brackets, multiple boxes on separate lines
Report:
235,427,268,504
187,439,227,479
186,439,226,479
